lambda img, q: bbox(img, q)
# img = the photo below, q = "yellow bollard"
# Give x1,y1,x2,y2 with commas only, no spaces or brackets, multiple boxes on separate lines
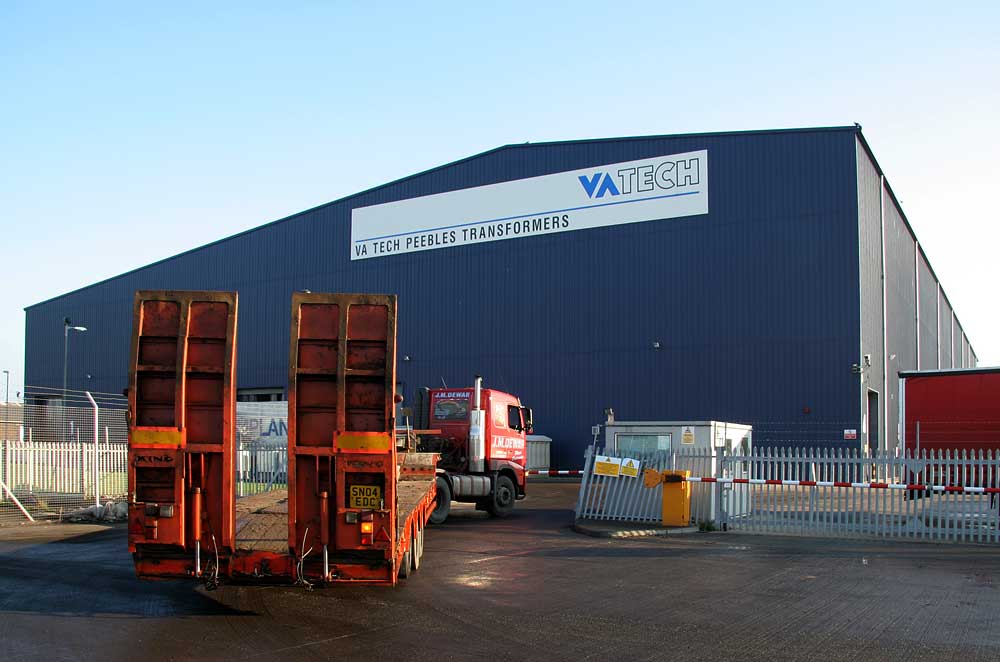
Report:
660,469,691,527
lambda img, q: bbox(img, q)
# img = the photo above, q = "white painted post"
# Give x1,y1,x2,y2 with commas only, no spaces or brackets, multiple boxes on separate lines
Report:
237,441,244,498
574,445,594,519
86,392,99,506
27,427,33,495
1,479,34,522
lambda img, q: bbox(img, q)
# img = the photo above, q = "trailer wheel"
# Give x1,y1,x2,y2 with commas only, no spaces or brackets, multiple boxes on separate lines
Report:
487,475,516,518
399,542,412,579
411,526,421,572
429,476,451,525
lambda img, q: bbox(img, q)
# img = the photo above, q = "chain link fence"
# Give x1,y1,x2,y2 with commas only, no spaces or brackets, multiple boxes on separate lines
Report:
1,390,129,523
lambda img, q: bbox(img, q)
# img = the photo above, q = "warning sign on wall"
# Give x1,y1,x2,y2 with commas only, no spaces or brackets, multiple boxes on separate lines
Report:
620,458,641,478
594,455,622,477
681,426,695,445
844,429,858,440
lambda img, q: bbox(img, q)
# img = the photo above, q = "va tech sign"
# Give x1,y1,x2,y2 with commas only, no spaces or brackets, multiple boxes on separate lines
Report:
350,149,708,260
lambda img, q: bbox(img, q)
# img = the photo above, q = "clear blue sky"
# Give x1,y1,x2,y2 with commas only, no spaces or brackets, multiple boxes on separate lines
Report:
1,1,998,398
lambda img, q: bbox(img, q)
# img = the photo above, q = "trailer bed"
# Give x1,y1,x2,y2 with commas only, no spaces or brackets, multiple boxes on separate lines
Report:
235,489,289,553
397,477,435,540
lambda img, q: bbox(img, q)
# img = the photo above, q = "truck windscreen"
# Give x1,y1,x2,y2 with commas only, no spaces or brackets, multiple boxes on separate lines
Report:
433,398,469,421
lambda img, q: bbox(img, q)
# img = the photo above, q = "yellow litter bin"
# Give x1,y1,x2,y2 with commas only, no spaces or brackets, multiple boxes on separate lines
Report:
661,469,691,527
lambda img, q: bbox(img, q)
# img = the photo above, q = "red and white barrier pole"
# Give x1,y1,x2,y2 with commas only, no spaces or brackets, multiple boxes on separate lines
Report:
683,476,999,494
531,470,995,494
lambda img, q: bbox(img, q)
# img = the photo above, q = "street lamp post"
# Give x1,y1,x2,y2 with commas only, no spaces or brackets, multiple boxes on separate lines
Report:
62,319,87,441
2,369,8,405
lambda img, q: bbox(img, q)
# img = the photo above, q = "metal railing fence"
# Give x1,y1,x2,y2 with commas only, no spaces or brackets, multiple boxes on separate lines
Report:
574,446,738,524
575,443,1000,544
575,446,674,522
237,442,288,496
721,447,1000,544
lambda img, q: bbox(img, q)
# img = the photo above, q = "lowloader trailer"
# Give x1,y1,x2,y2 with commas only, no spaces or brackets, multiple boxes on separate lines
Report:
127,290,436,586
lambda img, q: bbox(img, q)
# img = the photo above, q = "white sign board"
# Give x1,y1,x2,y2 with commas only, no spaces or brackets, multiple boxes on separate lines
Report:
237,402,288,445
350,150,709,260
844,429,858,440
681,426,696,445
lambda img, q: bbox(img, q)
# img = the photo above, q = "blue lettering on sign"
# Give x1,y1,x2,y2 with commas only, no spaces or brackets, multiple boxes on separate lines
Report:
578,172,621,198
578,173,602,197
579,157,701,199
262,419,289,437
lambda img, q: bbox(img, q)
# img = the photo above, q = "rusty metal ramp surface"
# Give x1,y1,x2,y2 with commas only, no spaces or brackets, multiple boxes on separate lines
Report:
236,489,289,553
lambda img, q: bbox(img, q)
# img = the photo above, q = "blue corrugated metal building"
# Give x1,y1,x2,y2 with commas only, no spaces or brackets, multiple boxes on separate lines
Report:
23,126,978,468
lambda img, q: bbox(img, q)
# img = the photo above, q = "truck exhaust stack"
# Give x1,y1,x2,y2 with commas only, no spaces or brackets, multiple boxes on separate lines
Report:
468,375,485,473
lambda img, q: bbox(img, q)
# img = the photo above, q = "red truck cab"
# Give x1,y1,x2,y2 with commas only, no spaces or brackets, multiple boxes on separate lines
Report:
418,379,532,521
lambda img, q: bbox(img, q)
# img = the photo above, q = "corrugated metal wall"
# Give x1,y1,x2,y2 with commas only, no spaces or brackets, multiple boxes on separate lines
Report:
856,135,983,453
939,295,953,368
22,127,921,467
917,251,938,369
856,138,885,453
954,321,963,368
881,184,917,449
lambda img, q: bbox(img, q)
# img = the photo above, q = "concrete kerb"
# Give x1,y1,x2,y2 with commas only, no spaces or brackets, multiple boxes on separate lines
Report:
572,519,699,538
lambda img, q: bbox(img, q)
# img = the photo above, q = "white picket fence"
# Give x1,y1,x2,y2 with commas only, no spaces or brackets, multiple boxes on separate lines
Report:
0,436,292,522
0,438,129,522
236,442,288,497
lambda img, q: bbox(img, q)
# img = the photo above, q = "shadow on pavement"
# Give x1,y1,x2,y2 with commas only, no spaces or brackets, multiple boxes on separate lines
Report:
0,525,250,618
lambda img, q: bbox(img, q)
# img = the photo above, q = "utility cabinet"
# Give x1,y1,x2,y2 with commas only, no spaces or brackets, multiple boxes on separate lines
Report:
603,420,753,524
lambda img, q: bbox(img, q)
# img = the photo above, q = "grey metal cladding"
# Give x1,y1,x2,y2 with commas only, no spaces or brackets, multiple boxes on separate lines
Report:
939,295,953,369
954,318,964,368
855,138,885,442
24,127,870,467
881,188,916,444
917,253,938,369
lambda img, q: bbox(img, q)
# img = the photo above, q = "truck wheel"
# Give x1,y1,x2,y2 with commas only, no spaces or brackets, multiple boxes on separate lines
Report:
429,476,451,525
487,475,516,518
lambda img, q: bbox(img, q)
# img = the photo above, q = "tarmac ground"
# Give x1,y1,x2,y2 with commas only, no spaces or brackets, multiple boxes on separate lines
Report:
2,480,1000,661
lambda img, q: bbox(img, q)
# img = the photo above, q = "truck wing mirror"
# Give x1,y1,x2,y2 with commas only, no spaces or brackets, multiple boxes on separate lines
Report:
522,407,533,433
